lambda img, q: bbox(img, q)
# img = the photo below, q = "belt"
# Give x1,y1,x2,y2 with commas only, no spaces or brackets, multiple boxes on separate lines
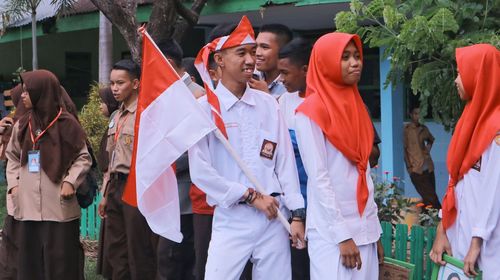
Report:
110,172,128,181
238,192,282,204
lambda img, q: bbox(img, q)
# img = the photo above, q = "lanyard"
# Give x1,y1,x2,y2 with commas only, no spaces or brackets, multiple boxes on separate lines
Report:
29,108,63,150
114,112,130,144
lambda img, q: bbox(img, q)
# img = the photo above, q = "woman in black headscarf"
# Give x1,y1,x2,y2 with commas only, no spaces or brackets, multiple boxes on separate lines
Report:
5,69,91,280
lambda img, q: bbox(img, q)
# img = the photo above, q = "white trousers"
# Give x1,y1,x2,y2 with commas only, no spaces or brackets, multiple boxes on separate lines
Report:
205,204,291,280
308,229,378,280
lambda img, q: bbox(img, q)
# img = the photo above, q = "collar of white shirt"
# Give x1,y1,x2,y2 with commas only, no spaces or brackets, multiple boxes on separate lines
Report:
216,82,257,111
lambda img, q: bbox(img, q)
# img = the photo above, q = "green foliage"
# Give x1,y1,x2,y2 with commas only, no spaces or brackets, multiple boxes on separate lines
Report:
335,0,500,130
11,66,25,83
79,83,108,159
374,177,414,224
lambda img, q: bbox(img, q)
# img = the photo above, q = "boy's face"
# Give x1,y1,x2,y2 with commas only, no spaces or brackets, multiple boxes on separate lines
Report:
216,44,256,84
110,69,139,103
278,58,307,94
410,108,420,123
256,32,280,73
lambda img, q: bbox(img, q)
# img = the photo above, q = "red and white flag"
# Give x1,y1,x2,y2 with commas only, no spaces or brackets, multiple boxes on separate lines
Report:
122,29,215,242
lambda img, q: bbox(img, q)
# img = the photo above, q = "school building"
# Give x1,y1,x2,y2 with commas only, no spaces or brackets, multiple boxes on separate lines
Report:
0,0,452,200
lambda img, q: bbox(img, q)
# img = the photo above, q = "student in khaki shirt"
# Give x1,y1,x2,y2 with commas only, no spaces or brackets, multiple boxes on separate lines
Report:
0,84,24,280
6,70,91,280
101,59,158,280
403,107,441,209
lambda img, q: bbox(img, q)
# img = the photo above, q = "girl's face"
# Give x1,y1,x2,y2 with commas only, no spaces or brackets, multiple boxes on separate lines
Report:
341,41,363,85
100,102,110,117
21,84,33,109
454,73,469,100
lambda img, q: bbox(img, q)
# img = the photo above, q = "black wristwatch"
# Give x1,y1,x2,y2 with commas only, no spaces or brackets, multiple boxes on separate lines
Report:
291,208,306,220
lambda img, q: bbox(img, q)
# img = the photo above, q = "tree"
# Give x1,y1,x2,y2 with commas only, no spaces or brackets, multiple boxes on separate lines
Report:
90,0,208,63
335,0,500,130
0,0,76,70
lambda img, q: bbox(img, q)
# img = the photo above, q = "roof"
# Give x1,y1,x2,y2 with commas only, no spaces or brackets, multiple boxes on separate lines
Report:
0,0,153,28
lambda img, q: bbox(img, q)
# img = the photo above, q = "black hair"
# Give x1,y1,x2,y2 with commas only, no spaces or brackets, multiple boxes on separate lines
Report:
447,272,461,280
157,38,184,68
259,24,293,47
207,23,238,69
278,37,312,67
112,59,141,80
208,23,237,41
182,57,203,86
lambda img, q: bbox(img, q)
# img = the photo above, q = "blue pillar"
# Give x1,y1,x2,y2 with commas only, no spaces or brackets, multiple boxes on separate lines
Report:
379,47,405,188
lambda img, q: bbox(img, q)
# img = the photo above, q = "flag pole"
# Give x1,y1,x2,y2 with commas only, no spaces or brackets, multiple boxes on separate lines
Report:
213,129,293,232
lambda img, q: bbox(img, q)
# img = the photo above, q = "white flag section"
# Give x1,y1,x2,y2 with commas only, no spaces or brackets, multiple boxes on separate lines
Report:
136,81,215,242
123,29,215,243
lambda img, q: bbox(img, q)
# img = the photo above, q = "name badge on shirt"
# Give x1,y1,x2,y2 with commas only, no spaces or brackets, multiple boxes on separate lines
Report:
260,139,277,160
28,150,41,173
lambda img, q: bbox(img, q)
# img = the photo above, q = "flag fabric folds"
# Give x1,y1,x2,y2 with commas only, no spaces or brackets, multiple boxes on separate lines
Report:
122,29,216,242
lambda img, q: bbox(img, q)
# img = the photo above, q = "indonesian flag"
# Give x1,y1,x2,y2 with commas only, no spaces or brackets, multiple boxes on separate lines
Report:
122,29,216,242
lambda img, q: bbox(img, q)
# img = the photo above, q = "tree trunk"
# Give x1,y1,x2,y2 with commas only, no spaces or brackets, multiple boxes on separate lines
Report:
31,10,38,70
98,12,113,84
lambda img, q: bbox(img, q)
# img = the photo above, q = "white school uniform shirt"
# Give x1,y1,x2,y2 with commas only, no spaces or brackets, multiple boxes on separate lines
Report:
278,91,303,130
295,112,382,245
446,133,500,279
188,82,304,211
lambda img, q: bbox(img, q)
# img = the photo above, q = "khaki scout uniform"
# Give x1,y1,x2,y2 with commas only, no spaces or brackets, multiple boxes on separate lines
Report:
104,97,158,280
5,122,91,280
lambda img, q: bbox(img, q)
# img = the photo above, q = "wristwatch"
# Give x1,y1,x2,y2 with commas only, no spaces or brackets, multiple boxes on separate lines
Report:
291,208,306,220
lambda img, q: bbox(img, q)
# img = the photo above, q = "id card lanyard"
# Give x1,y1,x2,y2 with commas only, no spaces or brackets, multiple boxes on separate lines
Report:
27,108,62,173
110,111,130,167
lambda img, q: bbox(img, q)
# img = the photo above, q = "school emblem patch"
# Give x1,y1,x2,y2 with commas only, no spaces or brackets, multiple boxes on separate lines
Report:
472,157,481,172
260,139,277,160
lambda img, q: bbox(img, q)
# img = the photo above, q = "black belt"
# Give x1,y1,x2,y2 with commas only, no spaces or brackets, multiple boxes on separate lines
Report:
238,192,282,204
110,172,128,181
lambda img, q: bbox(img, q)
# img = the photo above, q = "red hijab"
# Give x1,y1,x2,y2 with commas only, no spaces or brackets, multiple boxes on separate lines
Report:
442,44,500,229
296,32,374,216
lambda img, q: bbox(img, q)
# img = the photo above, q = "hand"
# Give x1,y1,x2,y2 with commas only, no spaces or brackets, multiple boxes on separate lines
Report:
251,194,279,220
429,222,453,265
0,117,13,128
9,186,18,195
377,239,384,264
98,196,107,219
463,237,482,278
60,182,75,200
339,238,362,270
248,78,270,93
290,220,306,249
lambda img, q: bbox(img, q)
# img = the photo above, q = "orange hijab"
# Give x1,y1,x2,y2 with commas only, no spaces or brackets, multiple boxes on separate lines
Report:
442,44,500,230
297,32,374,216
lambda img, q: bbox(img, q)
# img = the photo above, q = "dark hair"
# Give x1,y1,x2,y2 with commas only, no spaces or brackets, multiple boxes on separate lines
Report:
208,23,237,41
112,59,141,80
207,23,238,69
259,24,293,47
278,38,312,66
157,38,184,68
447,272,461,280
182,57,203,86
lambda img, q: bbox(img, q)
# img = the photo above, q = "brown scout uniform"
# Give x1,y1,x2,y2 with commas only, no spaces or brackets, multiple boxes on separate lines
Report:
403,123,441,208
5,122,91,280
104,97,158,280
